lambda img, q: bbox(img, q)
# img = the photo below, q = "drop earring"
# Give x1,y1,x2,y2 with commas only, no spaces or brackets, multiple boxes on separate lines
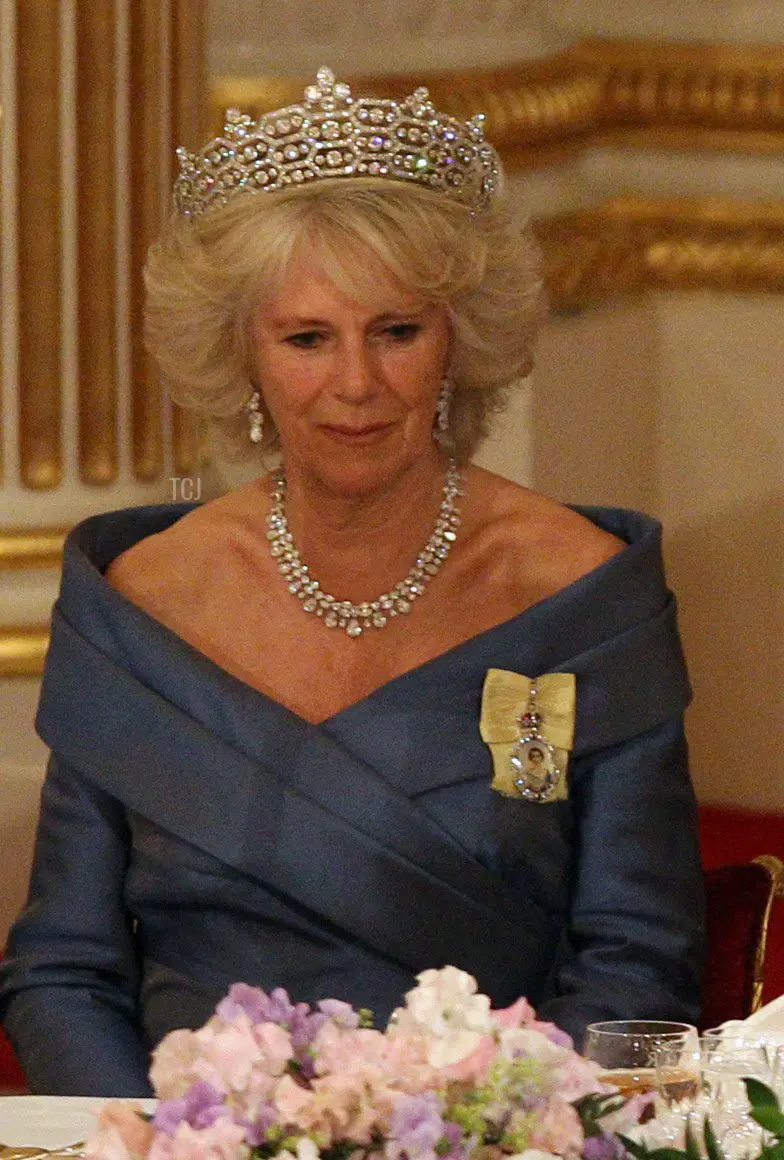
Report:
434,378,453,450
246,388,264,444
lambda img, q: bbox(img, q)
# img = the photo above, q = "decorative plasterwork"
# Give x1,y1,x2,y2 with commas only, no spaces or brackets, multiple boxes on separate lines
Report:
211,39,784,161
0,529,67,570
537,197,784,312
0,627,51,678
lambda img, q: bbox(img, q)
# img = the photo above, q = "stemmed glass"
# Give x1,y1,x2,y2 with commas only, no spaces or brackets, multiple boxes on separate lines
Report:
652,1033,771,1153
653,1037,704,1144
699,1037,771,1160
583,1021,699,1097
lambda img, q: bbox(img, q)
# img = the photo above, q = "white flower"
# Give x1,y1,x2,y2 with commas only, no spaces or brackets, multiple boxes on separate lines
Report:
508,1151,560,1160
390,967,492,1067
277,1140,320,1160
498,1027,565,1064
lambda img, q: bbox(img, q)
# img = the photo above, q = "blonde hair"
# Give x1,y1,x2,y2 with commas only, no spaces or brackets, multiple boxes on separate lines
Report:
144,179,544,462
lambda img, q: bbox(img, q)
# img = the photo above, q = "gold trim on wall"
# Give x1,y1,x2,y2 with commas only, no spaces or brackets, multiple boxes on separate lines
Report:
537,197,784,312
0,626,51,677
211,39,784,163
0,528,67,570
574,39,784,153
77,0,118,485
16,2,62,490
170,0,208,476
129,0,167,482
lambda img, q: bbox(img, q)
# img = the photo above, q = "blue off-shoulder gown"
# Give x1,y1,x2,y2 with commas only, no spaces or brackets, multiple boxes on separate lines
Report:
0,504,705,1095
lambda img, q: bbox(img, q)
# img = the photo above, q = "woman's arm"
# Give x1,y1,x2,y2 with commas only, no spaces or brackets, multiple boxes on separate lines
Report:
536,715,705,1045
0,754,152,1095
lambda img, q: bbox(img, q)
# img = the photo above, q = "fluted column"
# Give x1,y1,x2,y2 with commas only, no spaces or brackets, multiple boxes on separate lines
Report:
0,0,206,671
15,2,63,489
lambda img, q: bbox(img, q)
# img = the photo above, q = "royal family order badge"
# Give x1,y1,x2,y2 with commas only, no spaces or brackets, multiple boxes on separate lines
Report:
480,670,576,802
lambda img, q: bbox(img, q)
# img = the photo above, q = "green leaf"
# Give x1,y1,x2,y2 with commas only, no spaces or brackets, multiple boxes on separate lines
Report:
615,1143,691,1160
646,1148,695,1160
752,1108,784,1138
758,1145,784,1160
684,1122,702,1160
617,1133,654,1159
745,1078,781,1110
703,1116,724,1160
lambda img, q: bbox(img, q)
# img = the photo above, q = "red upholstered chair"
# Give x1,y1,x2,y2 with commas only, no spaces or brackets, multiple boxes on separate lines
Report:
0,951,27,1093
0,1022,27,1093
701,855,784,1030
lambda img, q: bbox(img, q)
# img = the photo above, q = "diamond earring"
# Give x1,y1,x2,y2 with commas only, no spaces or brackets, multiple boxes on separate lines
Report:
246,388,264,444
434,379,453,450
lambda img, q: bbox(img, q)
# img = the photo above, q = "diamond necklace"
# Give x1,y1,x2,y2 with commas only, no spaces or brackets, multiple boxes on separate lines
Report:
266,459,463,638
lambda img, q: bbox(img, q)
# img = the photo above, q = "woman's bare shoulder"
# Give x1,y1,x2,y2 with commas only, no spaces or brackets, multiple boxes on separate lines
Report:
465,466,625,595
106,483,267,615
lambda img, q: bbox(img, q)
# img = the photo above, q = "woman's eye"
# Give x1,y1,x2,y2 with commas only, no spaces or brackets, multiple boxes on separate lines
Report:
285,331,323,349
384,322,420,342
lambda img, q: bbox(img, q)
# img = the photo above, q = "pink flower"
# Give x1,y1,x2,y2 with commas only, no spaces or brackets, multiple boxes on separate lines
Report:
492,998,537,1030
274,1074,315,1125
192,1014,292,1099
553,1054,605,1103
275,1070,385,1145
85,1102,155,1160
529,1098,584,1156
511,1151,560,1160
597,1091,654,1132
147,1119,248,1160
151,1030,203,1099
437,1033,496,1084
312,1023,388,1077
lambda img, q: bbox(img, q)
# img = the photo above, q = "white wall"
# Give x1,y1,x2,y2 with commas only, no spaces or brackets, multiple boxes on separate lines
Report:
0,680,47,942
533,292,784,810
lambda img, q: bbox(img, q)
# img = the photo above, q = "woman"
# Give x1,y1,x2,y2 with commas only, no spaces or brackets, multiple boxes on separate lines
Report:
0,70,704,1096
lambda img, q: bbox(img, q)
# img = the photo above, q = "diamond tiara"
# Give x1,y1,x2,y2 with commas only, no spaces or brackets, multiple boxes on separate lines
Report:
173,66,501,218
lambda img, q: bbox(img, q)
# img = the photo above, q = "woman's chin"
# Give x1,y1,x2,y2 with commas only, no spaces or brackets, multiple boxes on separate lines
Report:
287,430,438,496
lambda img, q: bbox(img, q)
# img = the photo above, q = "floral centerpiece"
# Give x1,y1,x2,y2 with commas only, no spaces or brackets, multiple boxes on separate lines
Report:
86,967,645,1160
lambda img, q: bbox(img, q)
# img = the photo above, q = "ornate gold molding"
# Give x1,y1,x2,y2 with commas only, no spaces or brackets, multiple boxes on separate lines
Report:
77,0,118,484
211,39,784,162
17,2,62,489
574,39,784,154
0,528,67,570
0,626,50,677
537,197,784,312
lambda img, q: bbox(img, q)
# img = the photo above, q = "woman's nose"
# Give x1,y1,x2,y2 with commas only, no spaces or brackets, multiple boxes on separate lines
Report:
334,341,376,401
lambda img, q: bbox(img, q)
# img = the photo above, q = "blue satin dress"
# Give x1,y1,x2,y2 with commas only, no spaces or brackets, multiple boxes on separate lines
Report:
0,504,704,1095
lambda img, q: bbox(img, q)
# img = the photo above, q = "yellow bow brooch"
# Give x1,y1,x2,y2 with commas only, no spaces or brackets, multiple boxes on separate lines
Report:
480,669,576,802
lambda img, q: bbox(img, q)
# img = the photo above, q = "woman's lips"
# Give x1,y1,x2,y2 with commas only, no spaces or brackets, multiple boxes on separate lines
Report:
319,422,394,442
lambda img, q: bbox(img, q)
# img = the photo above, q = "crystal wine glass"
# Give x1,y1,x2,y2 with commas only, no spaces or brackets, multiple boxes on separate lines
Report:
583,1020,699,1097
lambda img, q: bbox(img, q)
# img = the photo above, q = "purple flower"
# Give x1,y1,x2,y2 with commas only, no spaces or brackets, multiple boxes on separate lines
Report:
239,1102,279,1146
317,999,361,1029
537,1020,574,1048
216,982,317,1037
153,1080,226,1134
583,1132,624,1160
440,1121,467,1160
216,982,277,1024
389,1093,446,1160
